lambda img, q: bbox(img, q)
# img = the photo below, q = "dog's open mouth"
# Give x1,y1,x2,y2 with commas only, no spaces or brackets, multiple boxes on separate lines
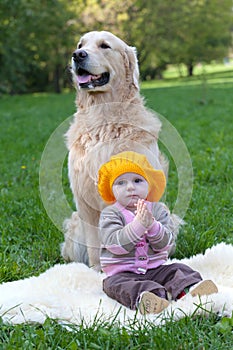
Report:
76,68,110,89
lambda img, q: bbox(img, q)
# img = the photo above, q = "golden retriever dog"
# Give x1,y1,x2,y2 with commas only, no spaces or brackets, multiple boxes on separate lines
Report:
61,31,178,270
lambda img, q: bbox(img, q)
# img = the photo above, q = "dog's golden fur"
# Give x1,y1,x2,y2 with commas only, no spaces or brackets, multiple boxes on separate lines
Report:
61,31,175,270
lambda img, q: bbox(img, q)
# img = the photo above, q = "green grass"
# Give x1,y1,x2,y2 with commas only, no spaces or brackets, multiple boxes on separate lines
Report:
1,66,233,348
1,314,233,350
0,92,76,281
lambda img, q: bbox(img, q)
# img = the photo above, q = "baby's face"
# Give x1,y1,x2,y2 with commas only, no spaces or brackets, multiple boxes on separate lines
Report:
112,172,149,211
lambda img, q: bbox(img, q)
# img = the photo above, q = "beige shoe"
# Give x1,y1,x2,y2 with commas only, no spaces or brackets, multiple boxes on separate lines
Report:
190,280,218,297
139,292,169,315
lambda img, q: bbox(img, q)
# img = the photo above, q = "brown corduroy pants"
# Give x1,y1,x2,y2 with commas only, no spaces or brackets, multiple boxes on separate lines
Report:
103,263,202,310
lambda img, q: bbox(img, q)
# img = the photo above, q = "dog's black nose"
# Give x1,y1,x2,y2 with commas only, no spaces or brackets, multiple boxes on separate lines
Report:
72,50,88,62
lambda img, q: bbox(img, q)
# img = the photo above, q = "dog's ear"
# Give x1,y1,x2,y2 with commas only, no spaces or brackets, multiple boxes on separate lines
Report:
125,46,139,90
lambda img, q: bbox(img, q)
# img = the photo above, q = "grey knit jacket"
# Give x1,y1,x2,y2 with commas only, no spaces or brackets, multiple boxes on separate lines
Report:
99,201,183,276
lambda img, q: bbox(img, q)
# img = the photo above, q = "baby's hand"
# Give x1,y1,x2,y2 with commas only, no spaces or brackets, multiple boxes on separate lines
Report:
135,199,154,228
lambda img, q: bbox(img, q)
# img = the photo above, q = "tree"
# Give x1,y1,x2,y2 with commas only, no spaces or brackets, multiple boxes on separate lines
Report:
0,0,232,93
0,0,30,93
127,0,233,78
181,0,233,76
0,0,78,93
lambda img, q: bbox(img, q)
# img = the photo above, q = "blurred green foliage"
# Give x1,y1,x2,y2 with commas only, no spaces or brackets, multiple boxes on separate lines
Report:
0,0,232,93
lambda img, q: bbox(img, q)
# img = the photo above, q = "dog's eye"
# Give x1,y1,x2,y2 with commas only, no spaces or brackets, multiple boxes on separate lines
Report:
100,42,111,49
78,43,82,49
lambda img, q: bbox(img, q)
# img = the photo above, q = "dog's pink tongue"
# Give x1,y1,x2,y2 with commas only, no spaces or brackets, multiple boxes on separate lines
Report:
77,75,91,84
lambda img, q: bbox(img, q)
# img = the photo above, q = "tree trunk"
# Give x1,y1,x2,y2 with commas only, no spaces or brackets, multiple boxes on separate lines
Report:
187,63,194,77
54,65,61,93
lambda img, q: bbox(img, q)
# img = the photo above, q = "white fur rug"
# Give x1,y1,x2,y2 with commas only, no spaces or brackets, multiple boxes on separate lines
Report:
1,242,233,326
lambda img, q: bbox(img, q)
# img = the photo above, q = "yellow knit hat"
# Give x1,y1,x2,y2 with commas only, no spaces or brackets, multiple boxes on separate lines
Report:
98,151,166,203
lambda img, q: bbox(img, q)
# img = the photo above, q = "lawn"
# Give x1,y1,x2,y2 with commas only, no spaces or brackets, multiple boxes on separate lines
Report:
0,68,233,348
